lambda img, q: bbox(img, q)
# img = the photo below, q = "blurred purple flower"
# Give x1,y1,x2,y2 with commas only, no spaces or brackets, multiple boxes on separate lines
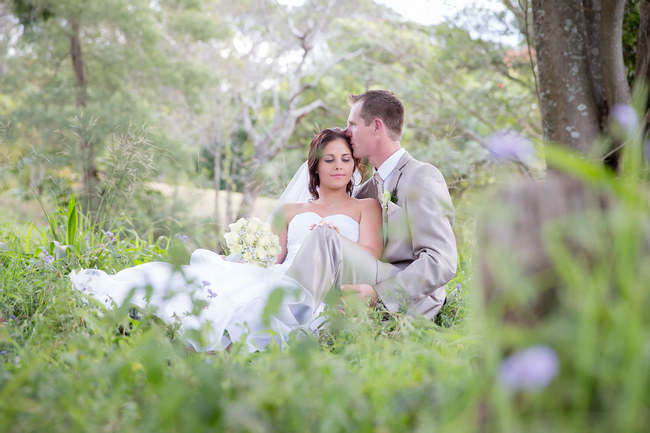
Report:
610,103,638,134
498,345,559,391
202,280,211,286
39,247,54,264
207,288,218,298
0,350,6,355
175,233,189,242
101,229,116,241
484,130,535,164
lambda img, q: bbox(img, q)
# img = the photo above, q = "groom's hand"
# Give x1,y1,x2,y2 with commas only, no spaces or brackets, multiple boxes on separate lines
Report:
340,283,378,306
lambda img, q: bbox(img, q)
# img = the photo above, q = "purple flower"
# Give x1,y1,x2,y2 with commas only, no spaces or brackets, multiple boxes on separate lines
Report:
610,103,638,134
456,283,462,290
202,280,211,286
484,130,535,165
0,350,6,355
207,288,217,298
498,345,559,391
39,248,54,264
101,229,116,241
175,234,189,242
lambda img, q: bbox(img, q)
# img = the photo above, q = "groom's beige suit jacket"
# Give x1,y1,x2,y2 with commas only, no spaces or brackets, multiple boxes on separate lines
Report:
355,151,457,319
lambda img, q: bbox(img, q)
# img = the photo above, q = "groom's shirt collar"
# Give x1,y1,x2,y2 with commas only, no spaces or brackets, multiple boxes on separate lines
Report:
375,148,406,187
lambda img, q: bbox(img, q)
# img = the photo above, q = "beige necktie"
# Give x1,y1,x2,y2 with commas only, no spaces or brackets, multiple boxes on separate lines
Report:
373,171,384,201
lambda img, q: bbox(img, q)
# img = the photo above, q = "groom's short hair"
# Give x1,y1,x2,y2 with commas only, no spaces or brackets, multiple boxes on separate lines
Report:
348,90,404,140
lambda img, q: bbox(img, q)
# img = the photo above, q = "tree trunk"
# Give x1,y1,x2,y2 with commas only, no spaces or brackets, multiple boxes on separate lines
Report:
600,0,631,107
636,0,650,125
69,20,87,108
531,0,601,153
69,19,97,204
212,137,225,228
582,0,608,128
236,157,264,219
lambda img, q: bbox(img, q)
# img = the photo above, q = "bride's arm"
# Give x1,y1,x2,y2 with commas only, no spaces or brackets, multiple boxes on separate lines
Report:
357,199,383,259
271,204,293,264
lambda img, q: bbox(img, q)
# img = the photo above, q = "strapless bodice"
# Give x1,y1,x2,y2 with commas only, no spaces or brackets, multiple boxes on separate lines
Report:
282,212,360,269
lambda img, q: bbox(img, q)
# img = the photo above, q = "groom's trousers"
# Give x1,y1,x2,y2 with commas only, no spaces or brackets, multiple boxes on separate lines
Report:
284,225,398,309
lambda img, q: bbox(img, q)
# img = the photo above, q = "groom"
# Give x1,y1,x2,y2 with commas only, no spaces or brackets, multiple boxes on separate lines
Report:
287,90,457,319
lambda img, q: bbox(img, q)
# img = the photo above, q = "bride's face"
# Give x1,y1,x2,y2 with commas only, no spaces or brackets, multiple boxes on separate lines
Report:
317,138,355,190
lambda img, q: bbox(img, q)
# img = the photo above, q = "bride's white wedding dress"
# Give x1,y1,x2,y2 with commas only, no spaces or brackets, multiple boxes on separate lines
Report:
69,212,359,352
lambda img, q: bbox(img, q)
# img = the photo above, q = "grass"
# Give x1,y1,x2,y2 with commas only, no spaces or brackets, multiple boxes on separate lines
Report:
0,198,476,432
1,131,650,431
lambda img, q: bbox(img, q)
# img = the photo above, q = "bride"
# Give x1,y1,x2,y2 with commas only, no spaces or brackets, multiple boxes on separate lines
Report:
69,128,382,352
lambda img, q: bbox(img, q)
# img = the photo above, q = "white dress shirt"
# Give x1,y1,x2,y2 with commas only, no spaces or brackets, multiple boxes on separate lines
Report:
374,148,406,187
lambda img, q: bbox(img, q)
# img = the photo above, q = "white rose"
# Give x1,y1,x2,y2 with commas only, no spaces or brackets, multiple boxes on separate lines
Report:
244,233,256,245
257,235,270,247
224,231,238,246
256,247,267,260
247,219,261,232
230,219,244,233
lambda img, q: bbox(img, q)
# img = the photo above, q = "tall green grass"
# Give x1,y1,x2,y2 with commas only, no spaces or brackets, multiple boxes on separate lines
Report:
1,98,649,431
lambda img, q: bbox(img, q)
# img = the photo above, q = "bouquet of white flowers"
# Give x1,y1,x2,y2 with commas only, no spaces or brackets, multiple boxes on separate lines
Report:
223,217,281,268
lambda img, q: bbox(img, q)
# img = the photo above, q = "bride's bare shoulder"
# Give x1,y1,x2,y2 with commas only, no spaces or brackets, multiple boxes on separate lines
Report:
355,197,381,213
277,202,311,222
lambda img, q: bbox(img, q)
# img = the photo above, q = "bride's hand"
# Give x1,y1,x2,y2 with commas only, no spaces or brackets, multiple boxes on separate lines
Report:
310,219,340,234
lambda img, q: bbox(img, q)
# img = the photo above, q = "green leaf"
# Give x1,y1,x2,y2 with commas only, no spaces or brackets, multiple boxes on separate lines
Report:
261,287,286,327
67,196,78,248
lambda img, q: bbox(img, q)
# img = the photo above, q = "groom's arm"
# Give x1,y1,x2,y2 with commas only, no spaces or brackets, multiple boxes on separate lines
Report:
375,165,457,312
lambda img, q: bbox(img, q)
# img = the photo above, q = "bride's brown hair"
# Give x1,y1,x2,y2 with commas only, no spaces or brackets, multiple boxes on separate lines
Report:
307,128,362,200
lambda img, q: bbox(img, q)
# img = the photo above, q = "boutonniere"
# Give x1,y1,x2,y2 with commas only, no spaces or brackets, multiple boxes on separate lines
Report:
381,188,398,207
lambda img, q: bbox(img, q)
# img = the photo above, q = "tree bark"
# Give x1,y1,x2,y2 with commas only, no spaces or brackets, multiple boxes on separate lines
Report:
69,18,97,204
69,20,87,108
212,137,225,228
599,0,631,107
636,0,650,125
582,0,607,128
531,0,601,154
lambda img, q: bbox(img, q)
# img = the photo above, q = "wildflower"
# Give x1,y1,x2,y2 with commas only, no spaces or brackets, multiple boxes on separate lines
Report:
101,229,116,241
0,350,6,355
40,247,54,264
207,288,218,298
484,130,535,165
202,280,211,287
610,103,638,135
456,283,461,290
498,345,559,391
175,233,189,242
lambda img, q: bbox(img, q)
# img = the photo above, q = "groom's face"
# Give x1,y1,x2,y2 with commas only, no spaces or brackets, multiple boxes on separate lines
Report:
345,102,375,160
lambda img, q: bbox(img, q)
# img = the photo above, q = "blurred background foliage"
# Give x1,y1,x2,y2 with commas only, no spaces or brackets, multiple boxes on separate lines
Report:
0,0,539,245
2,0,650,431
